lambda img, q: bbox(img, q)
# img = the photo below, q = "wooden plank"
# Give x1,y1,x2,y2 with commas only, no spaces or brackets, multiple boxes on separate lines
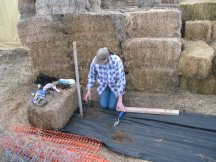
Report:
117,107,179,115
73,41,83,116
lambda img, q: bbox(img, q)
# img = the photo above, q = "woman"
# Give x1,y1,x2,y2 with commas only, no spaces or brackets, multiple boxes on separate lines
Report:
84,47,126,112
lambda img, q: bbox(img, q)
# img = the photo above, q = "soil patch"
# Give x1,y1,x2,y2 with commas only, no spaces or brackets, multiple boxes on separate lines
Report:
111,130,133,143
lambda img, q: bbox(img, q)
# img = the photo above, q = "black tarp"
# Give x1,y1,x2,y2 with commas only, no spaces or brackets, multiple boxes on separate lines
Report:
61,102,216,162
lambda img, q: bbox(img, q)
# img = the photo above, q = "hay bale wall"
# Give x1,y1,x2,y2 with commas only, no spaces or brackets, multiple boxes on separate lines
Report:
179,0,216,21
18,12,124,82
18,0,182,93
126,9,181,38
178,41,214,79
184,21,212,41
28,88,78,130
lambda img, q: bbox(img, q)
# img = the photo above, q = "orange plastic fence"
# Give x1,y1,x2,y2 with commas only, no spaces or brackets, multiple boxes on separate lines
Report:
0,125,109,162
13,125,102,153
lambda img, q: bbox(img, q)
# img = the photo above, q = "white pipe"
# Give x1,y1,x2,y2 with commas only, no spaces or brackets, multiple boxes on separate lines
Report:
73,41,83,116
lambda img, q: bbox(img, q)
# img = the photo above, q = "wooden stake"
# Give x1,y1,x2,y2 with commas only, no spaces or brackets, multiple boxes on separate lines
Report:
117,107,179,115
73,41,83,116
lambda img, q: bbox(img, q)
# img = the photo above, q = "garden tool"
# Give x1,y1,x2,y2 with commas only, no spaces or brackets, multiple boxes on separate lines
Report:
113,111,125,127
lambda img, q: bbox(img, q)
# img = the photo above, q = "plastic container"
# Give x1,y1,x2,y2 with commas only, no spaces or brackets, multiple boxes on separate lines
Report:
59,79,75,85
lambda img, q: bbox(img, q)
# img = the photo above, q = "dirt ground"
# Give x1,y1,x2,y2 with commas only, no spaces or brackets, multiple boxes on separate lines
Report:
0,49,216,162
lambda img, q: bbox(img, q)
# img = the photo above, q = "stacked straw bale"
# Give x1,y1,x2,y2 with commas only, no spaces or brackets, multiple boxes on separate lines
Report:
18,0,36,20
127,66,179,92
160,0,179,4
123,38,182,69
210,41,216,75
184,21,212,41
18,0,182,93
180,76,216,94
101,0,160,9
28,87,78,129
36,0,101,19
18,17,66,45
58,12,124,84
179,0,216,21
178,41,216,94
121,9,182,92
212,21,216,40
18,12,125,82
126,9,181,38
178,41,214,79
123,38,181,92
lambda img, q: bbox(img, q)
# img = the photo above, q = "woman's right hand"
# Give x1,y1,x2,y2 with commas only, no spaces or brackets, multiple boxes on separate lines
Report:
84,90,91,102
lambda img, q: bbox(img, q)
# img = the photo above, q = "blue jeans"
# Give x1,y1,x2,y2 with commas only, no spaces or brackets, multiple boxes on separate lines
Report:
99,86,118,110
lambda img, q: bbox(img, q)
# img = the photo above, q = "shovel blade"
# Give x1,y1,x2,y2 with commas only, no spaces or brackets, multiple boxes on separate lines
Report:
113,118,120,127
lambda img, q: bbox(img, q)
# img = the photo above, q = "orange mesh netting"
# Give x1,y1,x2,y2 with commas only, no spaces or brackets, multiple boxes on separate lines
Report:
0,124,108,162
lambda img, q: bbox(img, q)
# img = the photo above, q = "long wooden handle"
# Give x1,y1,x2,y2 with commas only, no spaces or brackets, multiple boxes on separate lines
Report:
117,107,179,115
73,41,83,116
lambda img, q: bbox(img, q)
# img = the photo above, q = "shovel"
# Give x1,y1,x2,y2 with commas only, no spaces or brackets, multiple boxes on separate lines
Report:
113,111,125,127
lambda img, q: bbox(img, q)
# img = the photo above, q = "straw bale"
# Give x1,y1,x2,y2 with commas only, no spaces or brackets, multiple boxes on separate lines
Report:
210,41,216,51
54,12,123,56
18,0,36,20
158,4,179,8
60,12,123,85
126,66,179,92
122,38,182,69
209,41,216,75
36,0,101,19
28,87,78,130
212,21,216,40
178,41,214,79
160,0,179,4
180,75,216,94
185,20,212,41
18,17,66,45
101,0,160,9
28,41,73,79
126,9,181,38
179,0,216,21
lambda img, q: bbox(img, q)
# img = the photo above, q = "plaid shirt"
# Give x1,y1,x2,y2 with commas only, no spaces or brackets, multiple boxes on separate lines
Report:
87,55,126,97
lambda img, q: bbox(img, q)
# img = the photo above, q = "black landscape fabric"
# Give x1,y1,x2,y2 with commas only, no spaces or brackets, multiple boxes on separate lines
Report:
61,102,216,162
